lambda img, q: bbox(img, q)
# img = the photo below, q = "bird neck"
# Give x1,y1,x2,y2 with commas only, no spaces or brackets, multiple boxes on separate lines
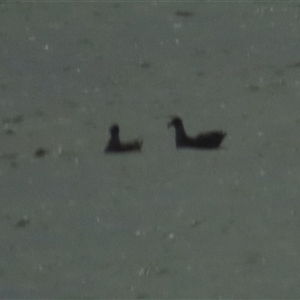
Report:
111,133,120,143
175,125,188,142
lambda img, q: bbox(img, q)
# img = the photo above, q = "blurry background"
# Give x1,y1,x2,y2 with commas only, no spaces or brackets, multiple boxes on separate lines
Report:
1,1,300,298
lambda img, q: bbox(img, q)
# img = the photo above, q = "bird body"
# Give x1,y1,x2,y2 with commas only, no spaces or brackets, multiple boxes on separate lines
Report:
105,124,142,153
168,117,226,149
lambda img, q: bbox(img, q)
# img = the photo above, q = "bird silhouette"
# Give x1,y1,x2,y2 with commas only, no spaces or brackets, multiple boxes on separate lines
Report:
168,117,226,149
105,124,142,153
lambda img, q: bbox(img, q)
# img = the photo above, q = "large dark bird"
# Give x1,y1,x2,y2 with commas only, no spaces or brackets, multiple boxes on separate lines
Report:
168,117,226,149
105,124,142,153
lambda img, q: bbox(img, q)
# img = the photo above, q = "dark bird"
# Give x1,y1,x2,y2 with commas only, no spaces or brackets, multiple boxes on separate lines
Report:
105,124,142,153
168,117,226,149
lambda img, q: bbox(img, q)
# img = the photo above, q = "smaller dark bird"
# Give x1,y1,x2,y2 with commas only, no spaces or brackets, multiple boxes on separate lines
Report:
168,117,226,149
105,124,142,153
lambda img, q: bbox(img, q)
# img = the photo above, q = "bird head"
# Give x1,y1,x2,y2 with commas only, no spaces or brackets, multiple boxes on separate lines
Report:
109,124,120,135
167,116,183,128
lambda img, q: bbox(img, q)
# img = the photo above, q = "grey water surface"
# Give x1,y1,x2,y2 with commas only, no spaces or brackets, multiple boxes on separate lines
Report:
1,1,300,298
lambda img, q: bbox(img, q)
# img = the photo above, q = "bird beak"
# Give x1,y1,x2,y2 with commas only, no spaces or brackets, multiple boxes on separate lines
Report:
167,115,178,128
